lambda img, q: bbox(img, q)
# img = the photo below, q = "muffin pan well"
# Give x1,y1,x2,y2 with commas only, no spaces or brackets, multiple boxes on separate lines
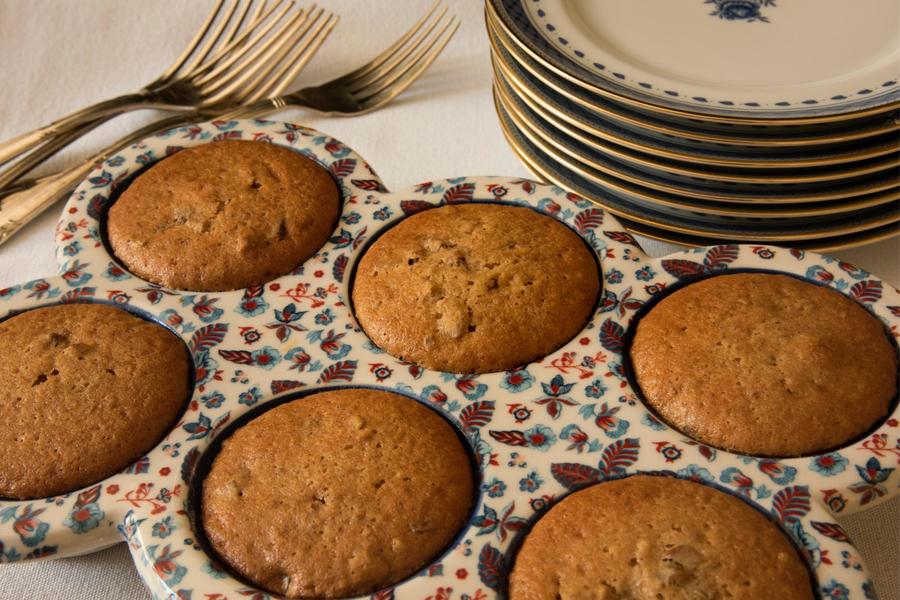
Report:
0,119,896,599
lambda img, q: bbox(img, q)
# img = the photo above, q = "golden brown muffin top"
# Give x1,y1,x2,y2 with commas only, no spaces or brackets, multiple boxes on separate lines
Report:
0,303,190,499
352,203,599,373
202,388,473,599
631,273,896,457
510,475,814,600
107,140,340,291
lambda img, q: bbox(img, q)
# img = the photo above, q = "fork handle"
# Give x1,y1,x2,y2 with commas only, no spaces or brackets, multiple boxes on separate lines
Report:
0,118,108,192
0,112,191,246
0,92,147,169
0,172,71,246
216,97,286,120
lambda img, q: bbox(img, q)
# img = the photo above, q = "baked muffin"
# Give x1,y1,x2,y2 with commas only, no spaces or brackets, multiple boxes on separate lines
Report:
630,273,897,456
510,475,813,600
0,303,190,499
202,388,473,598
352,203,599,373
107,140,340,291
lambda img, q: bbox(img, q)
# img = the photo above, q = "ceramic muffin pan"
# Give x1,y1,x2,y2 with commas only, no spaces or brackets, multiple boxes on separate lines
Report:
0,119,897,600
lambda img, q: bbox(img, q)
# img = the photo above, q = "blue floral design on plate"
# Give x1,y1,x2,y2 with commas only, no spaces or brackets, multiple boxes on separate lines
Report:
706,0,776,23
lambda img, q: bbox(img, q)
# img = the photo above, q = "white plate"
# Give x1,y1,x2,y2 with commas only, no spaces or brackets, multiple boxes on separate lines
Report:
504,0,900,118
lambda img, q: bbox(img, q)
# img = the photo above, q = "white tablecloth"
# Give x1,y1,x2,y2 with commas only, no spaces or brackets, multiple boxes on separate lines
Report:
0,1,897,598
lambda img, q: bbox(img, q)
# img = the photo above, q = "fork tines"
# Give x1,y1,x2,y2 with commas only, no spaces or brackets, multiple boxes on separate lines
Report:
345,1,460,105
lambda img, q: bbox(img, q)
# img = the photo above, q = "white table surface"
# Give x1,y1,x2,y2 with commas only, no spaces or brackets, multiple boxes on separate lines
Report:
0,1,897,598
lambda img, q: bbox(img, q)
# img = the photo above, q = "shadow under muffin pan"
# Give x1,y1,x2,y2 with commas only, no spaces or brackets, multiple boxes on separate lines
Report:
0,119,895,600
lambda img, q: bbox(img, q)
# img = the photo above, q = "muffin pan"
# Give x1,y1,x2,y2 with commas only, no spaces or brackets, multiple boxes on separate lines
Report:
0,119,897,599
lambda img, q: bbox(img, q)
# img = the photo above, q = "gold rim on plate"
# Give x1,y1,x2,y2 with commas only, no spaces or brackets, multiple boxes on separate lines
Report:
495,88,900,242
489,26,900,170
496,64,900,185
487,20,900,148
495,72,900,208
623,218,900,252
497,80,900,217
490,35,900,170
485,1,900,127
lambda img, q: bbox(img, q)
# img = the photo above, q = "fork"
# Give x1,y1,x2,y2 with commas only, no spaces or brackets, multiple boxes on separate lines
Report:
0,2,456,246
221,1,460,119
0,7,338,245
0,3,455,246
0,0,336,196
0,0,303,172
2,2,456,195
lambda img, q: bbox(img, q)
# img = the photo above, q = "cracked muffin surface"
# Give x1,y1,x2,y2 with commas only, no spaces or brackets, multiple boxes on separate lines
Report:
0,303,189,499
509,475,814,600
201,388,473,599
107,140,340,291
351,203,600,373
630,273,897,457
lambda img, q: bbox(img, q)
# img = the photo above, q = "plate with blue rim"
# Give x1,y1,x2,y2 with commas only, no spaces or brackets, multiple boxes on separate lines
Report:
486,16,900,147
495,75,900,219
489,25,900,162
493,63,900,192
495,91,900,240
490,38,900,172
488,0,900,122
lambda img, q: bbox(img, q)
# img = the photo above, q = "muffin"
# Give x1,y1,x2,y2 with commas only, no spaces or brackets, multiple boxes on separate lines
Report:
107,140,340,291
352,203,600,373
0,303,190,499
630,273,897,456
201,388,473,598
509,475,813,600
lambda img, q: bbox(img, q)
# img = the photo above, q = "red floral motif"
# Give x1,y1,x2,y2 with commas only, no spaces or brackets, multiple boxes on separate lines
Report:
507,403,531,424
368,362,393,382
653,441,683,463
546,351,604,379
281,282,337,308
425,586,453,600
118,483,181,515
152,545,183,580
821,488,848,513
858,433,900,463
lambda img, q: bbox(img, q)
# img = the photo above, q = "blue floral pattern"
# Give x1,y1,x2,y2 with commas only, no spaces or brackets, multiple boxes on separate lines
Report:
0,120,893,600
706,0,775,23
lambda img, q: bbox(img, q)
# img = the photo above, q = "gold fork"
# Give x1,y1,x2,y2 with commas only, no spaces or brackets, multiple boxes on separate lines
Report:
0,7,339,245
223,1,460,119
0,2,337,192
0,0,307,172
2,2,456,197
0,2,457,247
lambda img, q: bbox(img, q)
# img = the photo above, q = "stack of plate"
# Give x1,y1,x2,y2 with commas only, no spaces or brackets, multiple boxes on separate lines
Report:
486,0,900,249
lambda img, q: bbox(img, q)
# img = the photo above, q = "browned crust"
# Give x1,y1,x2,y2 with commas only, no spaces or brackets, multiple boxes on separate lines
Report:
352,203,600,373
107,140,340,291
0,304,190,499
631,273,897,456
202,388,474,598
510,475,814,600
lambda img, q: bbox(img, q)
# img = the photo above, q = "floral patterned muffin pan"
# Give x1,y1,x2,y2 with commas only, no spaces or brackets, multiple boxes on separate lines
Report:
0,119,897,600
